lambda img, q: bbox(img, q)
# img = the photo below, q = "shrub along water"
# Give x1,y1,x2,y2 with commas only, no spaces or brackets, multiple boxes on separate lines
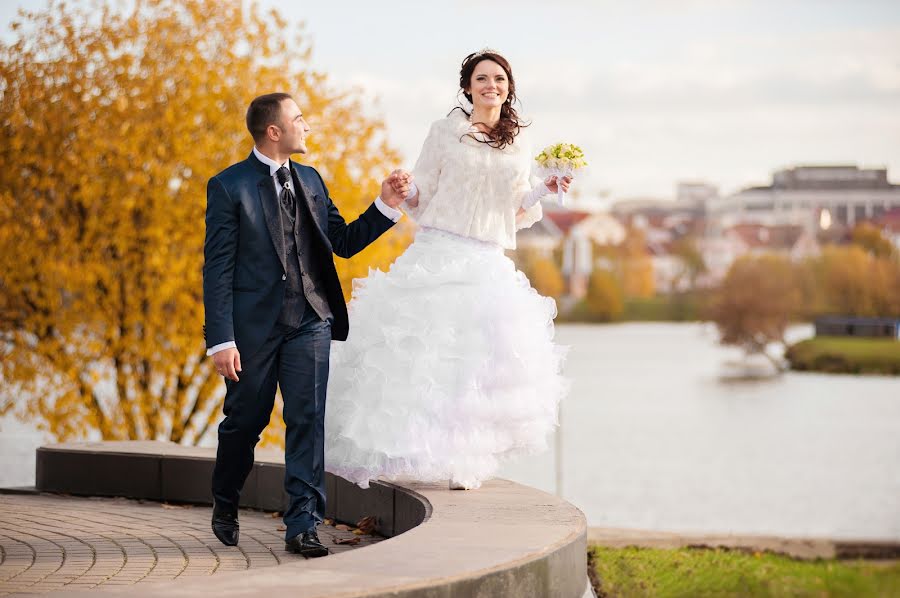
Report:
786,337,900,375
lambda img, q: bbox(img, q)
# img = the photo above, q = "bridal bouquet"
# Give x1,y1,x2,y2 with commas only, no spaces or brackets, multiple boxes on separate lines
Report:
535,142,588,205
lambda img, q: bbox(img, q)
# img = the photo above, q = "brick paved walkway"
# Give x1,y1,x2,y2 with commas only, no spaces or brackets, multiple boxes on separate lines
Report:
0,493,383,596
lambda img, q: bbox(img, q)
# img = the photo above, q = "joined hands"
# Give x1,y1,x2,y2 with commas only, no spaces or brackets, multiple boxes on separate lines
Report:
380,169,414,208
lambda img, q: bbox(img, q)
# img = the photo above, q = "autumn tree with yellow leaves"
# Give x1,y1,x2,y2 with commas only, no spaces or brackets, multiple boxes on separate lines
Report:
515,250,565,300
708,254,804,363
850,223,896,260
585,269,624,321
0,0,410,444
617,226,655,298
814,245,900,317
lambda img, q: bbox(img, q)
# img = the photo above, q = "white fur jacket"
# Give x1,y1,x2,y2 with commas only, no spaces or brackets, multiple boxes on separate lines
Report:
402,109,543,249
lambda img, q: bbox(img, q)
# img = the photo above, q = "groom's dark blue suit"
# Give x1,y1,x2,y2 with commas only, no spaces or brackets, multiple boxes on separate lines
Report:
203,151,395,538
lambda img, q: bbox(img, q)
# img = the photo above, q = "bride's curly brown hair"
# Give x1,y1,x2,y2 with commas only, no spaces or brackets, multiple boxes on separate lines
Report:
452,50,529,150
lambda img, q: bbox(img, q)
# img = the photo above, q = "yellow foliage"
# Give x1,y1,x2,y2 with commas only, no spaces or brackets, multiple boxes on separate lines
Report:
586,270,623,321
850,223,895,260
815,245,900,317
0,0,410,444
618,227,655,298
709,253,803,353
525,256,566,300
621,257,656,298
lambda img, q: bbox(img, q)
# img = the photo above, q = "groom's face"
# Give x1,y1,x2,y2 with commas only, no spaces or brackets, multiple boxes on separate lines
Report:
277,98,311,155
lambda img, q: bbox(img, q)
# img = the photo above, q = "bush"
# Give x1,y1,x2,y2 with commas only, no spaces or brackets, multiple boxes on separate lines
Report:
786,337,900,375
585,270,624,321
812,246,900,318
525,257,566,300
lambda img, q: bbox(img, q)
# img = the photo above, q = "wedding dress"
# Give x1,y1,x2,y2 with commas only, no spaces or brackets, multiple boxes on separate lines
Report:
324,110,568,489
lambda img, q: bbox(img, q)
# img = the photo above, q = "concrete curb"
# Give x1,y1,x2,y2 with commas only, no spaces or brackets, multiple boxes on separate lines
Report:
35,441,588,597
36,441,428,538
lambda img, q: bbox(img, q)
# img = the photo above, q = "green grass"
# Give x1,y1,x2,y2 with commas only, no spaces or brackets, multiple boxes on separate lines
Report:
590,546,900,598
559,292,709,323
622,295,703,322
786,336,900,375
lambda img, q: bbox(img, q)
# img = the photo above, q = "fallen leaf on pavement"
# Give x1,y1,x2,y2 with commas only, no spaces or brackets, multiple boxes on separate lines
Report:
356,516,376,534
323,518,334,526
333,537,361,546
334,524,352,531
276,525,286,532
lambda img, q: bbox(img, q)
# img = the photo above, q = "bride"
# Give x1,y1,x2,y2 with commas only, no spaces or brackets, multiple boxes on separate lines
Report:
325,49,571,490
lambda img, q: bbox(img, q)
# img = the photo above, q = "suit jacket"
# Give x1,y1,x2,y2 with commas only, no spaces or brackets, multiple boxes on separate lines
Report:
203,151,395,357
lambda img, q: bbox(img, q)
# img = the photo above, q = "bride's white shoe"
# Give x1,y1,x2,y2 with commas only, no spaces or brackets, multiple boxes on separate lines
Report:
449,479,481,490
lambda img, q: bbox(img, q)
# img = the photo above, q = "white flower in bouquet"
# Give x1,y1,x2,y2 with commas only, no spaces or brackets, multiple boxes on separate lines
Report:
535,142,587,205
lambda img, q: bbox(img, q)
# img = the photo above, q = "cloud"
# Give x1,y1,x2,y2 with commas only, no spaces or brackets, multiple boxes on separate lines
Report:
329,33,900,197
5,0,899,198
518,27,900,111
506,27,900,196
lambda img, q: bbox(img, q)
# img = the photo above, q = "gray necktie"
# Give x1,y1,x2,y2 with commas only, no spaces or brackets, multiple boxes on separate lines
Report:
275,166,296,214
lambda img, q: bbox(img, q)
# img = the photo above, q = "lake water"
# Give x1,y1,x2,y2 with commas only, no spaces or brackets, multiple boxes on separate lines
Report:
2,322,899,540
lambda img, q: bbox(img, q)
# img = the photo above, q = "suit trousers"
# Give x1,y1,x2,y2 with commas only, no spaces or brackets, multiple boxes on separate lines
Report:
211,306,332,539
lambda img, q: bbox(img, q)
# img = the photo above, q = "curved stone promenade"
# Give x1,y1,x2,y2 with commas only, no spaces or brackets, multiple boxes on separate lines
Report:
1,442,589,597
0,493,381,596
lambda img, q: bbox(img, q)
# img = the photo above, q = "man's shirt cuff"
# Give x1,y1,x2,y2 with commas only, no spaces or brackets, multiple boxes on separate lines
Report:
374,196,403,223
207,341,236,356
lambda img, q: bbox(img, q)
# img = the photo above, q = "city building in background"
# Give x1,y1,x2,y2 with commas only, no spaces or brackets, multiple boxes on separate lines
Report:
513,163,900,302
708,165,900,230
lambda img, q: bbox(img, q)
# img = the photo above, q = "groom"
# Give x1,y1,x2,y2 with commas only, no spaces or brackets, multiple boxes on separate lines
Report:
203,92,408,557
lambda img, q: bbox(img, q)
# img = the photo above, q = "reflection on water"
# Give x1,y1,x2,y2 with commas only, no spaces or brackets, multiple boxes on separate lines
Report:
498,322,900,540
2,322,898,540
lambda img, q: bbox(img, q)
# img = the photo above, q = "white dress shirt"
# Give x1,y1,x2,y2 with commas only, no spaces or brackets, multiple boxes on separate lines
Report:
207,148,404,356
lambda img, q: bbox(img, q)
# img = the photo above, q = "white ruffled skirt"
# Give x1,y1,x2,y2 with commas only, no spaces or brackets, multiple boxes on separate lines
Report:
324,227,568,489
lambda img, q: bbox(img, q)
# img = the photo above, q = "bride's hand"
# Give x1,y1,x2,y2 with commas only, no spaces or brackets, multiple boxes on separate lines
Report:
390,169,413,195
544,175,572,194
381,170,413,207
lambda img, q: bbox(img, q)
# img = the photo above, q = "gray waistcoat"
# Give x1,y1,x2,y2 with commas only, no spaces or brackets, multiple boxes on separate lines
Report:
276,177,333,327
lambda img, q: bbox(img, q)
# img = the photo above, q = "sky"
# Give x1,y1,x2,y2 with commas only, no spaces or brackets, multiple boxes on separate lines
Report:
3,0,900,203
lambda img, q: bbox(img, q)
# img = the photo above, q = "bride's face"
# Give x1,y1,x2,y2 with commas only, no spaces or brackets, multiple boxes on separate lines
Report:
466,60,509,111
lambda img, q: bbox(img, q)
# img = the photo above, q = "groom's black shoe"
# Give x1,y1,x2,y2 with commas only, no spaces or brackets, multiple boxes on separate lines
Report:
211,504,239,546
285,528,329,558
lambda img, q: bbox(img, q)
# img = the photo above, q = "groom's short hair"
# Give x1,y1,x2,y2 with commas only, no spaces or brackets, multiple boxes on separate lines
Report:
247,93,295,142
